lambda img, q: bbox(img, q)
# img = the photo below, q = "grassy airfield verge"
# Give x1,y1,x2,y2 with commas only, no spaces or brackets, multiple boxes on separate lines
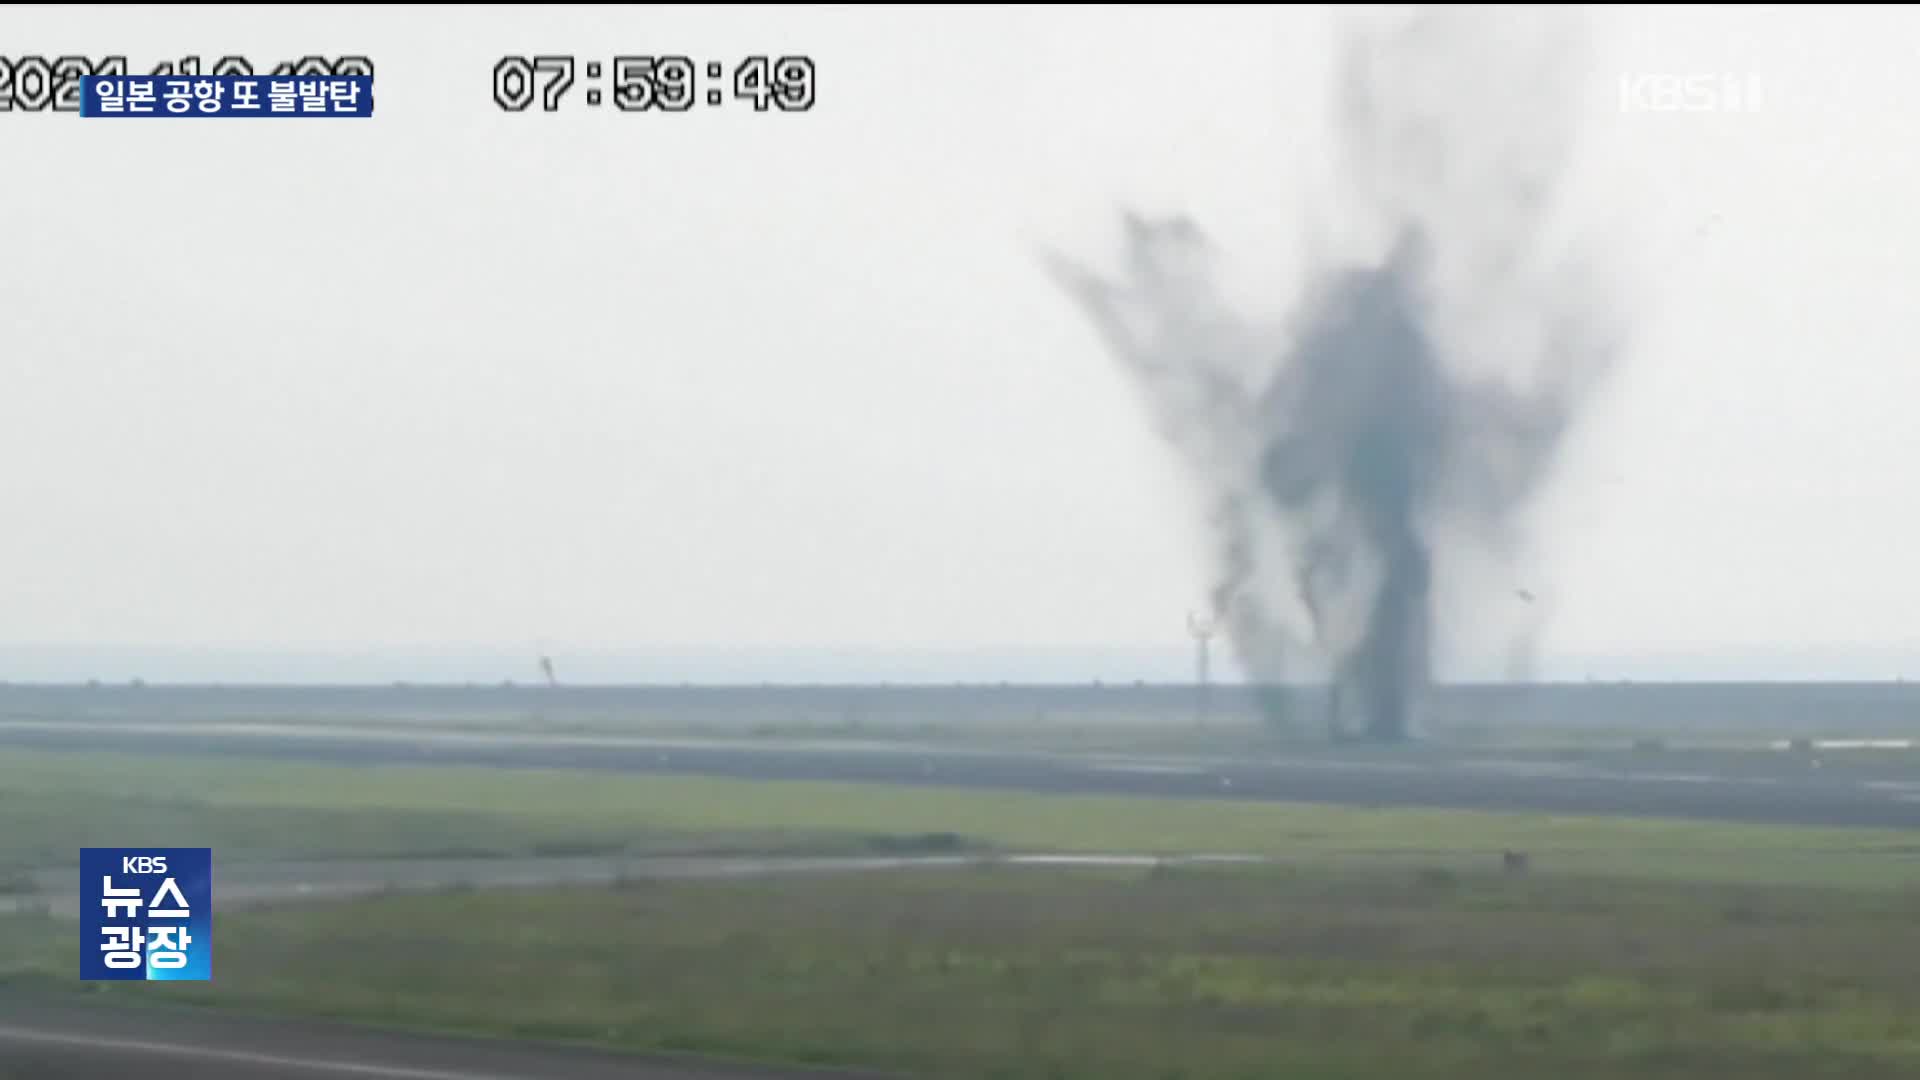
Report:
5,746,1920,1077
2,746,1920,886
8,863,1920,1080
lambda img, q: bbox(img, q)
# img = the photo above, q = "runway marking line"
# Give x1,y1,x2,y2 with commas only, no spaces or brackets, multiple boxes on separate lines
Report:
0,1022,530,1080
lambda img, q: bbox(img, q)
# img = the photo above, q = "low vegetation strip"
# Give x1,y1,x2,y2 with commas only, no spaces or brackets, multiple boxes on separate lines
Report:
4,747,1920,888
9,864,1920,1079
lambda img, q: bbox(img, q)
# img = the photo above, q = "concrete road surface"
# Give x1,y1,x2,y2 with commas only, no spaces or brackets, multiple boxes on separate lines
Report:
0,993,890,1079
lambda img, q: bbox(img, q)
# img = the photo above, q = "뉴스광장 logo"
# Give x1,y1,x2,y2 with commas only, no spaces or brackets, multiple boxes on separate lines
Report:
79,848,212,981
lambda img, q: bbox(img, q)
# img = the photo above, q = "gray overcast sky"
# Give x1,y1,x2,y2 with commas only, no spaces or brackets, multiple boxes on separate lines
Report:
3,5,1918,682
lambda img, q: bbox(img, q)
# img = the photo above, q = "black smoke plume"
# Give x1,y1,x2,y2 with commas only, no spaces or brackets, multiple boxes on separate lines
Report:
1045,9,1620,741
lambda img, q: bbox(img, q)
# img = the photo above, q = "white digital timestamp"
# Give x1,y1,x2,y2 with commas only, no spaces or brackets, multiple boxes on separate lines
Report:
491,55,814,113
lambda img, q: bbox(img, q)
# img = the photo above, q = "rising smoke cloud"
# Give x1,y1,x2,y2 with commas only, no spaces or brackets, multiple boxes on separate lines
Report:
1045,8,1622,740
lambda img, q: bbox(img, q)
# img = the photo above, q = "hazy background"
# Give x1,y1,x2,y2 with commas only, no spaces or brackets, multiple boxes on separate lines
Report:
2,5,1917,684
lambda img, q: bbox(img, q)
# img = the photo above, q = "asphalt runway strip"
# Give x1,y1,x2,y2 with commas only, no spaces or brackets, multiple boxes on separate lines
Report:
2,719,1919,827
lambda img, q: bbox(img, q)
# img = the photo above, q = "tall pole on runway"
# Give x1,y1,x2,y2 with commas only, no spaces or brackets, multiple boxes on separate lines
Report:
1186,611,1217,728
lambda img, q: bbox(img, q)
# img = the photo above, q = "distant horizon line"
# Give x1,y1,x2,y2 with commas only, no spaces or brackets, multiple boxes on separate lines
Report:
1,644,1917,686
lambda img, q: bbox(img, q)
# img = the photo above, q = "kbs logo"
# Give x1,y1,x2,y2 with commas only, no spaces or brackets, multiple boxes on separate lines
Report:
1619,72,1764,114
79,847,212,981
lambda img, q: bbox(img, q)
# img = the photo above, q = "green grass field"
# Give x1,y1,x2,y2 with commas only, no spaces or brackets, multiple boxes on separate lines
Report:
4,746,1920,887
12,864,1920,1079
7,746,1920,1077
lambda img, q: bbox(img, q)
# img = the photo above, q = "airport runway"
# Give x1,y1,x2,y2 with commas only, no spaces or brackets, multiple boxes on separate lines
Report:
4,717,1916,1077
3,717,1920,827
0,993,888,1079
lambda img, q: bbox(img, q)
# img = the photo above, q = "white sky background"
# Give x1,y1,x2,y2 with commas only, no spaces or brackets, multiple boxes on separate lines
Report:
1,4,1918,683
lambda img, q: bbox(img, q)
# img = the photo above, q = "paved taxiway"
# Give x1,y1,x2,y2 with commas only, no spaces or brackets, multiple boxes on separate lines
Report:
2,718,1919,828
1,851,1271,918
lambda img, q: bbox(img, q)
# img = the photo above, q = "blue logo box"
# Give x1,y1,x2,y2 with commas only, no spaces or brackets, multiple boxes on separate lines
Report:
80,75,374,118
79,848,213,981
